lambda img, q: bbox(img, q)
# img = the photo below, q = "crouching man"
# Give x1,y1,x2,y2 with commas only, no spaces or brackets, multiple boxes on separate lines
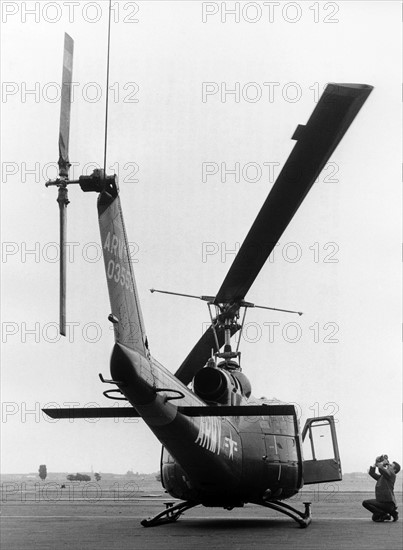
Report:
362,455,400,522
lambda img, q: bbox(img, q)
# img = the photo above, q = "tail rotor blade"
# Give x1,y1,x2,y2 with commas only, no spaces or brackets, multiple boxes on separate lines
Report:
57,186,69,336
58,33,74,177
56,33,74,336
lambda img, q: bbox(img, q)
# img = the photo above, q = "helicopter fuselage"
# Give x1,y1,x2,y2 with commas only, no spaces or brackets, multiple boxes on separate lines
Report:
111,342,302,506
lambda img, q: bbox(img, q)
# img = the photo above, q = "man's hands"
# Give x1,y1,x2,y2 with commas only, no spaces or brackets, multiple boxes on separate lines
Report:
375,455,389,467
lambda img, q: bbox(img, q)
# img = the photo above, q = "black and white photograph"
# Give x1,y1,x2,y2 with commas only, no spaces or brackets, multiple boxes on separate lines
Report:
1,1,401,549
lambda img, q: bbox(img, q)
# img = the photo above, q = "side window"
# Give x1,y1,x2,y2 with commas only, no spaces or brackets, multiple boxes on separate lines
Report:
303,418,336,461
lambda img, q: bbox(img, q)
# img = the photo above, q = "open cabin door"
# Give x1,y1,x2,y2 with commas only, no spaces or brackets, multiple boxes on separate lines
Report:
302,416,342,484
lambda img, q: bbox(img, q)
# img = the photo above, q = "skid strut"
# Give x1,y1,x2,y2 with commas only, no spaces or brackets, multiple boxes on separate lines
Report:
258,499,312,528
141,500,198,527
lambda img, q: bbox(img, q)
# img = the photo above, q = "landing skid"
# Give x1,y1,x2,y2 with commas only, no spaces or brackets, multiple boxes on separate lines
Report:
258,499,312,528
141,500,198,527
141,499,311,528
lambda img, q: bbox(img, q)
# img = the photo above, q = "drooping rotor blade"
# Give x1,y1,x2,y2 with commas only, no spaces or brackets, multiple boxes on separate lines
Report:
214,83,373,305
58,33,74,177
174,323,239,385
57,186,69,336
175,84,373,385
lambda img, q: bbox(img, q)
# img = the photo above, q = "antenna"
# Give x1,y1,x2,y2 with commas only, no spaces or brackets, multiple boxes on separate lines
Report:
103,0,112,174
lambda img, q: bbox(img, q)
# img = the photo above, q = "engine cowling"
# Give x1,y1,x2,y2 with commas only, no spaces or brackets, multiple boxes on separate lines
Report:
193,365,251,404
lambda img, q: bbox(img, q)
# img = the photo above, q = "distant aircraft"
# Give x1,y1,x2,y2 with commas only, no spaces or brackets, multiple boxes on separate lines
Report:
44,33,373,528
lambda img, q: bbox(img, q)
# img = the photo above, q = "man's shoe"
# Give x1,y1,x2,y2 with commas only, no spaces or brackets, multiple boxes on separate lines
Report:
391,510,399,522
372,514,391,522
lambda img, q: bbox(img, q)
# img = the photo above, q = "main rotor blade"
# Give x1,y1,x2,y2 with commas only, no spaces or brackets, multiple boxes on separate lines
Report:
214,83,373,305
58,33,74,177
174,323,240,385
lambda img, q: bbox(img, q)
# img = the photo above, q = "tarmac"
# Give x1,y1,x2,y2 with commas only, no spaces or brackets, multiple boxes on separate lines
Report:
1,490,402,550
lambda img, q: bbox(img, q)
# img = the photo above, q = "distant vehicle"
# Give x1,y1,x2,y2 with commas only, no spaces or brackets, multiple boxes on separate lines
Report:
67,473,91,482
44,33,373,528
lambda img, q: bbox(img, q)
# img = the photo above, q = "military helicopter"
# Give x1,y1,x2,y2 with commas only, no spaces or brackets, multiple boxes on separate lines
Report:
43,33,373,528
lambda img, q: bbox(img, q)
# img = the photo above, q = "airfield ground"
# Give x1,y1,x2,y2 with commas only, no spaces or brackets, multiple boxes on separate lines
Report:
1,483,402,550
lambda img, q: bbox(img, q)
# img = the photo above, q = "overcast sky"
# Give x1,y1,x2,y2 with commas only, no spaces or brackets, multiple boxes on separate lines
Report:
1,1,401,476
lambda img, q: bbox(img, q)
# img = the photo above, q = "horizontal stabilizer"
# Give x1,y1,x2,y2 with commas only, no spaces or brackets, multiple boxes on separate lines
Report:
42,407,141,419
43,403,295,419
177,404,296,417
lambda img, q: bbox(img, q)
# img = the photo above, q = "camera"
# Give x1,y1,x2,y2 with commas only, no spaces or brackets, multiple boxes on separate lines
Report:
376,454,389,465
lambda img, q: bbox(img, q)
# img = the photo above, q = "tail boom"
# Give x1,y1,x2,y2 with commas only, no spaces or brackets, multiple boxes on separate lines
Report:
98,182,148,356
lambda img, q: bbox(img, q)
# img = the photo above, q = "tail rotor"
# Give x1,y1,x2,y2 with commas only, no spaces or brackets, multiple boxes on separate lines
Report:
46,33,74,336
45,13,114,336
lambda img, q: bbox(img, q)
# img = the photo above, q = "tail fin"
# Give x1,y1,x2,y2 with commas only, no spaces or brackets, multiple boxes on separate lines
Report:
97,177,148,357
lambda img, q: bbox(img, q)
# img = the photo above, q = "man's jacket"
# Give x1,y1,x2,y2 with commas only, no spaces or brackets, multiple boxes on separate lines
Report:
369,465,396,504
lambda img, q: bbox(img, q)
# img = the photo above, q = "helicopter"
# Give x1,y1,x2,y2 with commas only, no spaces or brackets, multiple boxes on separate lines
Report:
43,33,373,528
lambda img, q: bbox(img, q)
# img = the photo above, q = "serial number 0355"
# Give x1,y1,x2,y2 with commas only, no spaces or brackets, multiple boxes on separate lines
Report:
106,258,133,292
